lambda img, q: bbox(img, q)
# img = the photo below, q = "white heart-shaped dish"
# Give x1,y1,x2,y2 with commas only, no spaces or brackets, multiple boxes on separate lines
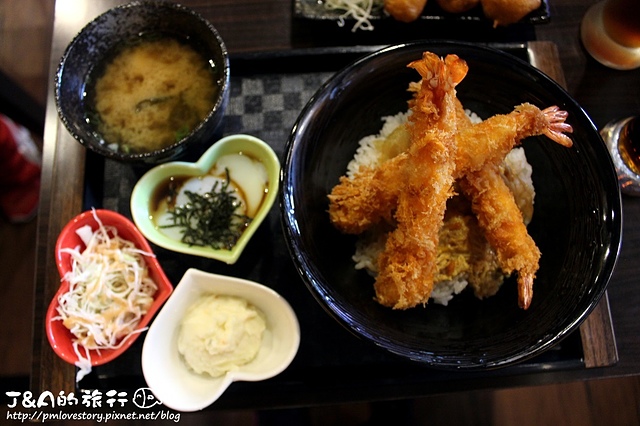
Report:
141,268,300,412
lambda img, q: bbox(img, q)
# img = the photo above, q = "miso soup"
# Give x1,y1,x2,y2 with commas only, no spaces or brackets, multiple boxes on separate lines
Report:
85,35,219,154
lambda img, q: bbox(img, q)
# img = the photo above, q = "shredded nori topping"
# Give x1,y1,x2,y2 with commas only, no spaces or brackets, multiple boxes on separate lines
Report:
160,169,252,250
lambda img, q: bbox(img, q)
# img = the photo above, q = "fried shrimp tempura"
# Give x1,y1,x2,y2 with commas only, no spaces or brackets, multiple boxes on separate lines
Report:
454,103,573,176
375,132,457,308
329,54,469,236
459,165,540,309
327,50,574,310
329,103,573,235
374,53,467,309
328,154,406,234
455,103,572,309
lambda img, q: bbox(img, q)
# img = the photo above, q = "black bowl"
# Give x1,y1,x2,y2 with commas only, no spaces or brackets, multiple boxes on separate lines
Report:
55,1,230,163
281,41,622,369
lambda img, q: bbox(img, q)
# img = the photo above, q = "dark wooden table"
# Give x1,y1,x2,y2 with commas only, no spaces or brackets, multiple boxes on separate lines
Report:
32,0,640,408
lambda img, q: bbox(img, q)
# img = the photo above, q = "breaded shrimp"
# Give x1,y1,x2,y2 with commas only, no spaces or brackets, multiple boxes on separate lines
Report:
328,53,469,236
327,51,574,310
454,103,571,309
459,164,540,309
370,101,571,309
374,53,467,309
328,153,407,234
454,103,573,176
328,103,573,234
374,133,457,308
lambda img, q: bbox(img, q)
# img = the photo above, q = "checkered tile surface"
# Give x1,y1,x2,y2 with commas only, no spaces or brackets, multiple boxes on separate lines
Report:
222,72,332,156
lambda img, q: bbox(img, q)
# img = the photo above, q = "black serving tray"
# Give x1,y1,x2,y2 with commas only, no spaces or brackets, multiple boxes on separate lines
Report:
77,44,585,409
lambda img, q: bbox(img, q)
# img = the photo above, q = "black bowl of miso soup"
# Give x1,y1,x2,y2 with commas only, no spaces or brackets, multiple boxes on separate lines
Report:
55,1,230,163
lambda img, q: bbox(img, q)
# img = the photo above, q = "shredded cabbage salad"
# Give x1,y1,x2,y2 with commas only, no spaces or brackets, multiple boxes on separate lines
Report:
324,0,382,32
53,209,158,381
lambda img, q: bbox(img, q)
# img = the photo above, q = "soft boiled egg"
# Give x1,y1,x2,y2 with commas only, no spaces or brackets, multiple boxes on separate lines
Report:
212,153,268,218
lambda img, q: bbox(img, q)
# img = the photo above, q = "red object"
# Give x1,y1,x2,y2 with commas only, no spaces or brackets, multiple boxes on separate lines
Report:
46,209,173,368
0,114,41,223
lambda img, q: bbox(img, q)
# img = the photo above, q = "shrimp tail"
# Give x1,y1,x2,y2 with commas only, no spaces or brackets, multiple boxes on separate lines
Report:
518,273,534,310
407,52,469,129
541,106,574,147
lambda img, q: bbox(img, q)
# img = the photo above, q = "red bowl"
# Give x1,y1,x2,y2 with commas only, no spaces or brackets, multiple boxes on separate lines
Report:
46,209,173,367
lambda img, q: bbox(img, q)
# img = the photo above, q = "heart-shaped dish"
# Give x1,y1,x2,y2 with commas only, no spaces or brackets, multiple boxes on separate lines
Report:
131,134,280,264
46,209,173,368
141,268,300,412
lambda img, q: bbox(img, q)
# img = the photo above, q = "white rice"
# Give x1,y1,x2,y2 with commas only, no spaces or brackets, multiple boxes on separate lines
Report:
348,110,535,306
